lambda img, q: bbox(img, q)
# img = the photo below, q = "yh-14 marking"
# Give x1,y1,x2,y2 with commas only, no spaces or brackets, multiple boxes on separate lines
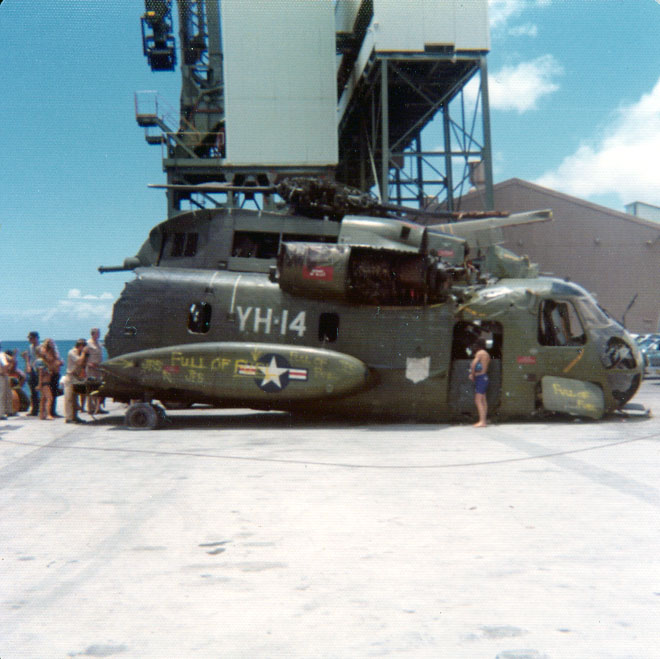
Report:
236,306,307,337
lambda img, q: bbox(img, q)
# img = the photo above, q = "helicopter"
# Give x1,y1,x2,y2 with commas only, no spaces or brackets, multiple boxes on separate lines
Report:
96,177,643,429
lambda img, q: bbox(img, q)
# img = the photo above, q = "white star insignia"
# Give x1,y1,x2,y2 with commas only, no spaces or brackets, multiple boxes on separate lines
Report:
257,356,288,389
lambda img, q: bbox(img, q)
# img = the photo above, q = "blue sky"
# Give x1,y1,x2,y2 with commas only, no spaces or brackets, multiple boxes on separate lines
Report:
1,0,659,339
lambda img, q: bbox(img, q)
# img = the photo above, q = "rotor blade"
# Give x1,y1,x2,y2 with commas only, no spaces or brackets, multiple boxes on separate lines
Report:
376,201,509,220
429,209,553,234
148,183,276,193
429,209,553,250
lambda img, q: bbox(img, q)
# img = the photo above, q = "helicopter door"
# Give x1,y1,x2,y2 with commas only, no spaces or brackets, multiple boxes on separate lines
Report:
536,299,604,418
448,321,502,416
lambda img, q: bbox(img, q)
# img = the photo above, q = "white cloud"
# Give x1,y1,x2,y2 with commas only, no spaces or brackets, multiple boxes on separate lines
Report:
489,0,550,30
536,77,660,206
67,289,114,301
43,290,115,322
43,300,113,324
488,0,527,28
508,22,538,37
465,54,562,114
490,55,562,112
0,291,115,325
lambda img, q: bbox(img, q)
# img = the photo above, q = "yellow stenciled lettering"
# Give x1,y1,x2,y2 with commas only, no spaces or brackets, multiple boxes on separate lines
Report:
551,382,596,410
210,357,232,371
552,382,574,398
577,399,596,412
171,352,206,369
143,359,163,372
185,369,205,384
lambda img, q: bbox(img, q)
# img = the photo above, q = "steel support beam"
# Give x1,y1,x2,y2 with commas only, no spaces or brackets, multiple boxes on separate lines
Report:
381,60,389,204
479,55,494,210
442,102,454,211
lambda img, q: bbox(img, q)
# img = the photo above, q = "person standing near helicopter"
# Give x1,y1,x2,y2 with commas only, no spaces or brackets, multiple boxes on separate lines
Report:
0,344,12,419
469,338,491,428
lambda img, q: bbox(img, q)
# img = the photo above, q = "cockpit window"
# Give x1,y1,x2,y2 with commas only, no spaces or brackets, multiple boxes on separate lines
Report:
538,300,586,346
576,296,612,328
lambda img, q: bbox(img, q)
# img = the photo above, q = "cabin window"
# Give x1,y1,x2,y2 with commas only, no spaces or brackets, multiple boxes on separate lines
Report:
538,300,586,346
319,313,339,343
171,232,186,257
282,233,337,244
184,232,198,256
188,302,212,334
232,231,279,259
170,232,198,257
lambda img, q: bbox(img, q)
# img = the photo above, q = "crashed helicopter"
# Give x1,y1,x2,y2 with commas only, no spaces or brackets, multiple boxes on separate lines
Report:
97,178,643,428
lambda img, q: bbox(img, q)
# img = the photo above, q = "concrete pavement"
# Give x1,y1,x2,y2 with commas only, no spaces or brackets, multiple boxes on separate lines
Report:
1,380,659,658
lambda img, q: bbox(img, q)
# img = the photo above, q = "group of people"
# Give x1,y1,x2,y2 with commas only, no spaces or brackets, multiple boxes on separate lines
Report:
0,329,105,424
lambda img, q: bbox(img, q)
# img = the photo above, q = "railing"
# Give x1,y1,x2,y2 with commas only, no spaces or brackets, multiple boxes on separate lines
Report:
134,90,178,130
161,131,225,160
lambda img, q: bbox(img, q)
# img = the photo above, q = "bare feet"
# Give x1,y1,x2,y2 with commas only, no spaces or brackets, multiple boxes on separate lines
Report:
473,422,487,428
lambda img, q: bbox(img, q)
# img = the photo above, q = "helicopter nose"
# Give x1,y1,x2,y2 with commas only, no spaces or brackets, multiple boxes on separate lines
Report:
601,336,643,407
99,357,137,381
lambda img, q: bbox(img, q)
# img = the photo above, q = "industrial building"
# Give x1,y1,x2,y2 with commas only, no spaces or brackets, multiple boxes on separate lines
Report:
455,178,660,334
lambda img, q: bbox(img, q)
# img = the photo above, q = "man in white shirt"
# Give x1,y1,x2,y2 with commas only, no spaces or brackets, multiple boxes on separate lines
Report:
62,339,88,424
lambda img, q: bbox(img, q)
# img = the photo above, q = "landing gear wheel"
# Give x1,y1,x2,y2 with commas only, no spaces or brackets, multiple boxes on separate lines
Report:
125,402,161,430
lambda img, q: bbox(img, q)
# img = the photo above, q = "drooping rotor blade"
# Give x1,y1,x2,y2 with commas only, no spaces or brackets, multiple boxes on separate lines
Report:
429,209,553,250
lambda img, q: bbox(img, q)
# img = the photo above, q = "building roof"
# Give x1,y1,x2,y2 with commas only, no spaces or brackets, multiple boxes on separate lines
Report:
461,178,660,231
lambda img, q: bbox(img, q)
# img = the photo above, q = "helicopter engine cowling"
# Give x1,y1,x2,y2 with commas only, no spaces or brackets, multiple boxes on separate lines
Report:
278,242,463,305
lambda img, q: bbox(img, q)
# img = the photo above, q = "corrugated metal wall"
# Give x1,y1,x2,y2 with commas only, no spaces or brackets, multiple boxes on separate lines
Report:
221,0,338,166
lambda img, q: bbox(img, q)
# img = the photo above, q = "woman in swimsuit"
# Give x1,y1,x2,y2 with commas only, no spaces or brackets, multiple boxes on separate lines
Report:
469,338,491,428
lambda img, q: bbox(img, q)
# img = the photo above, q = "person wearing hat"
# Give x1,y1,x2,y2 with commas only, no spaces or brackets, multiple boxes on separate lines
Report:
22,331,41,416
62,339,89,424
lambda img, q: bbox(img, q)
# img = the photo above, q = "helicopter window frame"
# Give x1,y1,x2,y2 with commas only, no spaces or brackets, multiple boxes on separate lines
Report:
538,299,586,347
319,312,339,343
188,301,212,334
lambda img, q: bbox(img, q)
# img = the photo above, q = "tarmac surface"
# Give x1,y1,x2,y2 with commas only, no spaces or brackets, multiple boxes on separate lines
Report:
1,380,659,658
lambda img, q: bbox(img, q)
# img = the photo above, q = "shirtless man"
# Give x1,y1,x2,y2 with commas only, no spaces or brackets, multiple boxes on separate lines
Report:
468,338,491,428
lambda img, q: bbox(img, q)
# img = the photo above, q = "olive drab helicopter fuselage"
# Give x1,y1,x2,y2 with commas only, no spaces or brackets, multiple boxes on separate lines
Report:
97,180,643,429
